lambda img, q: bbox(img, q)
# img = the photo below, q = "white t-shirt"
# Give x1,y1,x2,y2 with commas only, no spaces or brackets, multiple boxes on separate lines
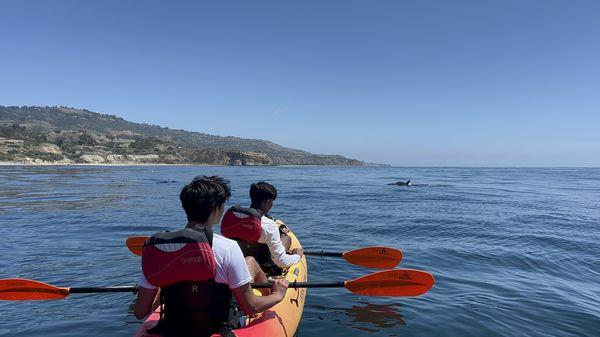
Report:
258,216,301,268
138,233,252,290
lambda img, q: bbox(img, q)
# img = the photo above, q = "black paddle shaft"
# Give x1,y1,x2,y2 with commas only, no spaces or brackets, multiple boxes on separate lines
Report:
304,251,343,257
67,282,346,293
69,286,138,294
252,281,345,289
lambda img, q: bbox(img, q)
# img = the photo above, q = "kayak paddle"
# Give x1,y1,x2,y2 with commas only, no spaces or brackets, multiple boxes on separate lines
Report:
0,269,433,301
125,236,147,256
304,247,402,269
254,269,433,296
0,278,136,301
125,236,402,269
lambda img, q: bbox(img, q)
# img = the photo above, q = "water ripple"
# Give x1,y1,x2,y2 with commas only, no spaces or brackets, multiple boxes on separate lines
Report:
1,166,600,336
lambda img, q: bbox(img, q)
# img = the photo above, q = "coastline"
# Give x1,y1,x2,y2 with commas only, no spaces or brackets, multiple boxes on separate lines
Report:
1,106,367,167
0,161,249,167
0,161,384,167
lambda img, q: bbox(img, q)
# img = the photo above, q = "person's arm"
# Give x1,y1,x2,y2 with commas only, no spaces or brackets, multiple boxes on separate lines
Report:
134,286,159,319
133,273,161,319
231,279,288,315
224,239,288,314
261,219,301,268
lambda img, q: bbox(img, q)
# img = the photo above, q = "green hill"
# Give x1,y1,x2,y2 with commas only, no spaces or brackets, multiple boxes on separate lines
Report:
0,105,365,165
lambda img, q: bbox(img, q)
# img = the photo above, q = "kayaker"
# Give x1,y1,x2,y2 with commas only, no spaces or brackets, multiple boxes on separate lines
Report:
250,181,304,265
221,182,303,275
133,176,289,337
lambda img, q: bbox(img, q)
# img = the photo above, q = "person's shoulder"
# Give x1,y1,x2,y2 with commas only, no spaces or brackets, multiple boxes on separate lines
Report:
213,234,246,258
213,233,239,249
212,234,250,287
260,216,278,235
261,215,277,226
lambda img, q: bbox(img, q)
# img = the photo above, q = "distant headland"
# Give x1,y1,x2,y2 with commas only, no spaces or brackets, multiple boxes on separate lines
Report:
0,106,378,166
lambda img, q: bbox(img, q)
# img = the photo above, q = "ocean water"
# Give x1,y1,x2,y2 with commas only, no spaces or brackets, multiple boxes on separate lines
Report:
0,166,599,337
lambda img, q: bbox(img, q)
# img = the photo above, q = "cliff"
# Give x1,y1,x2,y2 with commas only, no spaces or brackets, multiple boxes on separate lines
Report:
0,106,365,166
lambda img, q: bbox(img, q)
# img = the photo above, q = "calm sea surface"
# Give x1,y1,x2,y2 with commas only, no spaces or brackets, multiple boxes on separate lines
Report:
1,166,599,337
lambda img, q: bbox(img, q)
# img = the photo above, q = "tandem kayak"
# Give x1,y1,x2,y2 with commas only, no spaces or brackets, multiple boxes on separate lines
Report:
133,229,308,337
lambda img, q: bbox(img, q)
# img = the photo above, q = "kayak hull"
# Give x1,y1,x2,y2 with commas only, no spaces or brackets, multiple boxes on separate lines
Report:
133,229,308,337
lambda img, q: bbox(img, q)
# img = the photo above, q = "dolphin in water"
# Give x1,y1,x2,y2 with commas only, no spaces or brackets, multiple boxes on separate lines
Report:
389,180,411,186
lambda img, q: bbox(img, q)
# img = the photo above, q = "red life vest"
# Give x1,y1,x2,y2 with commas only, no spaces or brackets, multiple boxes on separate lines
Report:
221,206,284,276
141,227,238,337
142,227,216,286
220,206,262,242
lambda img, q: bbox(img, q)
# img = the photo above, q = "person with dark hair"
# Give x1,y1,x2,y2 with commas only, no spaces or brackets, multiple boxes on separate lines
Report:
133,176,288,337
248,182,303,272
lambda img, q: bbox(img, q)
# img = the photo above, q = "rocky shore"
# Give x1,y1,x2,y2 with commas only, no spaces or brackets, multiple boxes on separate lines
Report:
0,106,366,166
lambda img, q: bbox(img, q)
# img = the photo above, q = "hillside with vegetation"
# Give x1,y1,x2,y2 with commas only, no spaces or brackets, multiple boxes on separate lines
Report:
0,106,365,165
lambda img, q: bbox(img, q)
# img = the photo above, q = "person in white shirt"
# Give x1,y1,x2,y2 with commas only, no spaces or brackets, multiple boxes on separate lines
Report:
249,182,303,272
133,176,288,336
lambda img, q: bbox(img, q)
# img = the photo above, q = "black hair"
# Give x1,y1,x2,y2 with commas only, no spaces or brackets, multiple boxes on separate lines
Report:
249,181,277,204
180,175,231,222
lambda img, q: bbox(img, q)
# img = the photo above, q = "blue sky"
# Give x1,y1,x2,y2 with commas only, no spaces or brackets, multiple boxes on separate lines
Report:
1,0,599,166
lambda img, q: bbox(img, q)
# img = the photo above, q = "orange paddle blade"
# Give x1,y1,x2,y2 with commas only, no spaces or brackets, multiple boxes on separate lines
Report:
345,269,434,297
0,278,69,301
126,236,148,256
343,247,403,269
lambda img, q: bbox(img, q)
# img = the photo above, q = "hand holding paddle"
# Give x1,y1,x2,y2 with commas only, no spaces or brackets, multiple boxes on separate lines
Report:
125,236,403,269
254,269,434,297
0,269,433,301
